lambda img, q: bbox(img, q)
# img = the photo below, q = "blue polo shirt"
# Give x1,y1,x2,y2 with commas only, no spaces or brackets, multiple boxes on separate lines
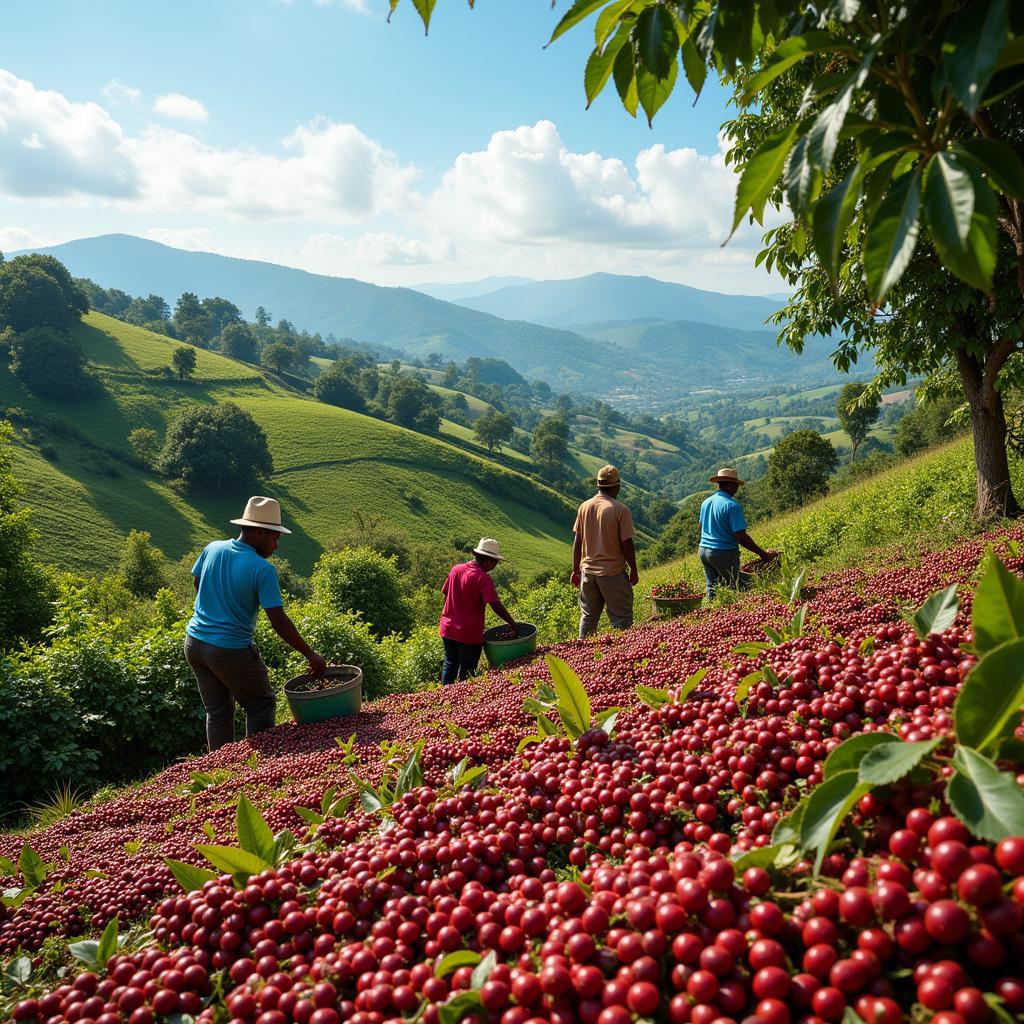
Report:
699,490,748,551
187,539,283,649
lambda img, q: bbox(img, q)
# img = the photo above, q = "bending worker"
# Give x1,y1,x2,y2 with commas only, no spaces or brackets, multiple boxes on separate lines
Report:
185,496,326,751
698,467,776,600
439,538,517,685
572,464,638,637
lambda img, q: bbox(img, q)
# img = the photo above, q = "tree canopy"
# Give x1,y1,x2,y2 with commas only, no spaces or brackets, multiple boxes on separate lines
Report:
762,428,839,513
836,382,881,460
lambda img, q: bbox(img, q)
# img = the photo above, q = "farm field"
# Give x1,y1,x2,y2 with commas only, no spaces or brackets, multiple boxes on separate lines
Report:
0,314,574,577
2,515,1023,1023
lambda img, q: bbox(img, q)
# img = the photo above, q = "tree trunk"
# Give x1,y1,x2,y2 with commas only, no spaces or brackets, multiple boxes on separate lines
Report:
957,349,1020,519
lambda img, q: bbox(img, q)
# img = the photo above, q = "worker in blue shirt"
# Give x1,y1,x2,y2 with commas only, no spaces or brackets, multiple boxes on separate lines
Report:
698,467,777,600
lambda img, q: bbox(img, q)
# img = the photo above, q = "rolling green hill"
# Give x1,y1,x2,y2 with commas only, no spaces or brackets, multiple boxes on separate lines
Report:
0,314,576,578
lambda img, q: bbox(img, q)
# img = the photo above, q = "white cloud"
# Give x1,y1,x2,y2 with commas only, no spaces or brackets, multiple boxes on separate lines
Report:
144,226,214,251
126,118,418,221
314,0,369,10
0,226,49,252
153,93,209,122
101,80,141,106
302,231,454,272
0,69,137,198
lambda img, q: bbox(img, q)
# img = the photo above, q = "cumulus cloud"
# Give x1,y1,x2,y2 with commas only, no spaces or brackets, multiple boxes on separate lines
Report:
427,121,766,252
144,226,214,251
125,118,417,221
302,231,454,272
153,93,209,122
101,80,141,106
0,226,49,252
0,69,136,198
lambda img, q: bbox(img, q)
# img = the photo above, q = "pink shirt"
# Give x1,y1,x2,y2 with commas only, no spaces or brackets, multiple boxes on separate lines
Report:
439,561,498,644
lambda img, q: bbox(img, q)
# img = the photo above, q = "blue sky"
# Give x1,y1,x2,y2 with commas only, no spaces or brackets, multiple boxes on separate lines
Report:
0,1,781,293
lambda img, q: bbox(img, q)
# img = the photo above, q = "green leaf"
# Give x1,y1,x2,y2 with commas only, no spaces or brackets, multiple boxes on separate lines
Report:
763,625,785,645
456,765,488,789
0,857,16,877
395,742,425,799
742,32,854,103
953,638,1024,754
549,0,612,45
799,770,871,873
516,734,543,753
295,807,325,828
595,0,635,48
636,4,679,78
536,713,560,737
784,134,821,217
597,710,619,736
948,745,1024,842
635,684,670,708
731,844,784,870
824,732,901,779
971,551,1024,653
17,844,47,889
813,162,864,280
585,23,632,107
942,0,1009,115
410,0,437,35
955,138,1024,201
680,33,707,98
470,950,497,990
358,788,384,814
910,582,960,639
637,56,678,126
435,949,481,978
5,956,31,984
68,939,101,967
677,667,708,701
236,794,276,865
438,991,484,1024
762,665,781,689
731,642,771,656
858,737,941,786
807,56,874,177
842,1008,868,1024
924,155,998,292
772,794,809,846
996,736,1024,764
195,845,272,880
96,916,119,967
735,670,761,705
612,39,639,117
547,654,591,738
864,167,922,302
730,124,798,238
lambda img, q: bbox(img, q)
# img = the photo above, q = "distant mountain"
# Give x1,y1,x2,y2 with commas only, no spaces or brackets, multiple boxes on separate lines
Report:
454,273,783,332
414,276,534,301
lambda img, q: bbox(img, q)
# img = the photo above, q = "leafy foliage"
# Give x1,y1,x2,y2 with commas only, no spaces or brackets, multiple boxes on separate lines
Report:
9,328,94,400
311,547,414,640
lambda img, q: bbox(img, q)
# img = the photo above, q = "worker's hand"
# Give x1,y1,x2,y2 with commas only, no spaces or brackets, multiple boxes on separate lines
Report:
307,651,327,678
628,567,639,587
571,571,581,588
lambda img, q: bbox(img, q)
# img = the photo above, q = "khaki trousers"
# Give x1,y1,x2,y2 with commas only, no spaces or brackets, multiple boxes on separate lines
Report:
579,570,634,638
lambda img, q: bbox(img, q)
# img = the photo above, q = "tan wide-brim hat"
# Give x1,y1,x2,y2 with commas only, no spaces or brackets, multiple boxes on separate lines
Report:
709,467,745,486
596,464,621,486
472,537,507,562
230,496,292,534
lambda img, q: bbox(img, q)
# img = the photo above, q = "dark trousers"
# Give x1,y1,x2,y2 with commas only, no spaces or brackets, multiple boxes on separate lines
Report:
441,637,483,685
184,635,276,751
698,546,753,600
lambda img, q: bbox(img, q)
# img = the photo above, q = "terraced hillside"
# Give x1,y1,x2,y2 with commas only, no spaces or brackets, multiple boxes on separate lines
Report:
0,314,575,577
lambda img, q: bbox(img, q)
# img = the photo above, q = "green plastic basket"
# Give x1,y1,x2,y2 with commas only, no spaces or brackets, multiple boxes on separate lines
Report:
651,594,703,617
284,665,363,725
483,623,538,668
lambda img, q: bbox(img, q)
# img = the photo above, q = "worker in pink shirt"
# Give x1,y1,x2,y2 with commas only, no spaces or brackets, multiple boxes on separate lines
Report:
439,538,517,685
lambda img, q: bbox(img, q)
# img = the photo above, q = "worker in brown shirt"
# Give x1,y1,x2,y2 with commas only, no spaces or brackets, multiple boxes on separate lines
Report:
571,464,638,638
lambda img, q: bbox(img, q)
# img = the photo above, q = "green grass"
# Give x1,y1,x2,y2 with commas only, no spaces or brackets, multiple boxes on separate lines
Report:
637,438,1018,618
1,313,574,577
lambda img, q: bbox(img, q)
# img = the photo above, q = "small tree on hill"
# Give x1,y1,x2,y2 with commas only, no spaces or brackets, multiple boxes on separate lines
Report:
128,427,160,467
262,342,295,375
218,323,259,364
473,410,515,453
173,292,210,345
836,383,882,461
119,529,167,599
171,345,197,381
9,327,93,399
763,430,838,515
314,361,367,412
158,402,272,489
311,548,414,639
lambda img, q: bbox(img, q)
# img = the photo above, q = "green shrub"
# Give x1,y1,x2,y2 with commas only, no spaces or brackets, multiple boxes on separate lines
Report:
311,547,414,639
512,577,579,645
380,625,444,693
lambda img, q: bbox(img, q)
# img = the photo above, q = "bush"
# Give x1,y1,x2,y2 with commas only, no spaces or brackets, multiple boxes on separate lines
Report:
311,548,414,639
379,625,444,693
512,577,580,645
119,529,167,598
314,361,367,412
9,327,94,400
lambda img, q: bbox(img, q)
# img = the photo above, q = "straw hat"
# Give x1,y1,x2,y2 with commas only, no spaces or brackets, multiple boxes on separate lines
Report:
230,496,292,534
472,538,506,562
596,464,621,486
709,467,745,486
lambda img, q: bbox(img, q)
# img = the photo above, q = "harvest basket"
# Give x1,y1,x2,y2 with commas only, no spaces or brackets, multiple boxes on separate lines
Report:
483,622,538,668
651,593,703,616
284,665,362,724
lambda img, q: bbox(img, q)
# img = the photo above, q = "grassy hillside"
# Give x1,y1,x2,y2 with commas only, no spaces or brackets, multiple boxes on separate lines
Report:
1,313,576,577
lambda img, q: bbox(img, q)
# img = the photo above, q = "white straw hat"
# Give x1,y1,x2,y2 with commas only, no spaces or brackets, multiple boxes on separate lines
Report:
472,538,506,562
230,496,292,534
709,467,745,485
